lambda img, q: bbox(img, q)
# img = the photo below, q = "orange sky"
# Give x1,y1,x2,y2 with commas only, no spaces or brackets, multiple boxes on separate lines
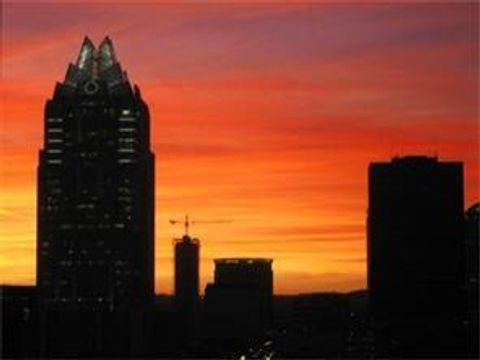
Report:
0,2,478,294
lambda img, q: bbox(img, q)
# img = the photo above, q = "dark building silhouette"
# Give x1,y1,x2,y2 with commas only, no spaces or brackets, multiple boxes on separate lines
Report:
464,203,479,357
174,234,200,321
271,291,373,359
367,156,465,357
214,258,273,325
36,36,155,311
202,258,273,343
1,286,38,358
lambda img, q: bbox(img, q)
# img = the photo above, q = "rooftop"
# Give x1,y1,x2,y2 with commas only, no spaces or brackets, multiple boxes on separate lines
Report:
62,36,129,89
215,258,273,265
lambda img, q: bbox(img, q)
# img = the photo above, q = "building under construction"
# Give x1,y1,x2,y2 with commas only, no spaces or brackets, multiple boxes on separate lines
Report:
174,234,200,319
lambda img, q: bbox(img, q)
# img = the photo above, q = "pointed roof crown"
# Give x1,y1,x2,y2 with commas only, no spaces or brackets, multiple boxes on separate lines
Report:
76,36,96,70
65,36,127,88
74,36,119,76
98,36,117,71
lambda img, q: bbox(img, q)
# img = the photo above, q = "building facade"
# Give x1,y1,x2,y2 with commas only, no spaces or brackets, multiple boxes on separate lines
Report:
37,37,155,311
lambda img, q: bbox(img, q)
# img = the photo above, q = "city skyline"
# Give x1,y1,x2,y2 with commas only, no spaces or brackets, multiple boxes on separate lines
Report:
1,2,478,294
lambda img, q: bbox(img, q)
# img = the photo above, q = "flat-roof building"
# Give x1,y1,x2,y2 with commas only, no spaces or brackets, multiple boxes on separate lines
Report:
202,258,273,341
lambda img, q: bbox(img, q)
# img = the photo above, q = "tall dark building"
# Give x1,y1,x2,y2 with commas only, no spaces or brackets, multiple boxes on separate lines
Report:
36,37,155,311
367,156,465,357
174,234,200,317
367,156,464,319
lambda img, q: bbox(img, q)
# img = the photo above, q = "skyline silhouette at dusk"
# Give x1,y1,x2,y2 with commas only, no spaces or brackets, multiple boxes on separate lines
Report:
1,2,478,295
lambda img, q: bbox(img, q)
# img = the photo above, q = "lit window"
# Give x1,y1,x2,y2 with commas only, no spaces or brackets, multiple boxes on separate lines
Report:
47,118,63,123
121,109,131,115
118,159,135,164
119,128,136,133
77,203,95,209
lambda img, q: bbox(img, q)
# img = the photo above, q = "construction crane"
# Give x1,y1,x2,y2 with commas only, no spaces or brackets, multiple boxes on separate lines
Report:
169,214,230,236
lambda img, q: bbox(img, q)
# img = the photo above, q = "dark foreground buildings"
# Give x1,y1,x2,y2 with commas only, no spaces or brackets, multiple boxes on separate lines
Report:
202,258,273,346
367,156,472,357
1,286,38,358
465,203,479,356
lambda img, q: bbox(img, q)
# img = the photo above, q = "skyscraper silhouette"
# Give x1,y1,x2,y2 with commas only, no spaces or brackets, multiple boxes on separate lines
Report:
36,37,155,311
368,156,464,319
367,156,465,356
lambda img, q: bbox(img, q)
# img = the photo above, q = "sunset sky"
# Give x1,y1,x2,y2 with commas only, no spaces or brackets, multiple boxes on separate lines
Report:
1,1,478,294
